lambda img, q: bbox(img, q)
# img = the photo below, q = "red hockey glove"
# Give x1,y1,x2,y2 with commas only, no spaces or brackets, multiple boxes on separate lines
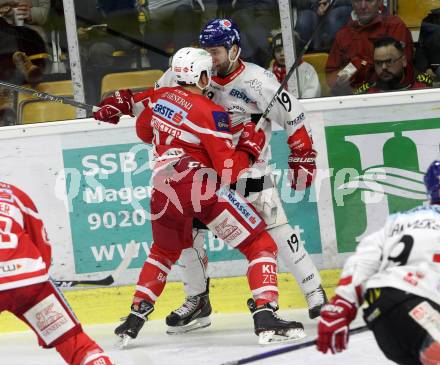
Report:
317,295,357,354
236,123,266,162
93,89,134,124
288,148,316,190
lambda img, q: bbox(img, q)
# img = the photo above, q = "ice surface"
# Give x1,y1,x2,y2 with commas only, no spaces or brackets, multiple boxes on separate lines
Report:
0,309,394,365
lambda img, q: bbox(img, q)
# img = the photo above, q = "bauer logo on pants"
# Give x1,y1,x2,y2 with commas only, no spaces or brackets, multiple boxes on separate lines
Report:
23,294,75,345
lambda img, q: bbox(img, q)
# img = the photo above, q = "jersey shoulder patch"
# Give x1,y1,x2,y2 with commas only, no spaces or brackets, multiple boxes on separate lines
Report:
212,111,230,132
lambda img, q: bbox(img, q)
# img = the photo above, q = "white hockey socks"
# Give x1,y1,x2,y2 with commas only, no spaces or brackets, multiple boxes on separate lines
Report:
179,228,209,297
268,223,321,294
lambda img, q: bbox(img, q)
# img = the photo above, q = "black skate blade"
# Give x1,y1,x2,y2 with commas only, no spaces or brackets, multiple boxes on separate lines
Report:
258,328,307,345
115,333,131,349
166,316,211,335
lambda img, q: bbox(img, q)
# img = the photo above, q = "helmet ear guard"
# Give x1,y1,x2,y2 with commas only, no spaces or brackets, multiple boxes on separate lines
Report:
171,47,213,91
424,160,440,204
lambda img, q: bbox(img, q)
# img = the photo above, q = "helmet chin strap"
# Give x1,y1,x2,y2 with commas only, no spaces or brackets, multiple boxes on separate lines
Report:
196,75,212,92
226,47,241,74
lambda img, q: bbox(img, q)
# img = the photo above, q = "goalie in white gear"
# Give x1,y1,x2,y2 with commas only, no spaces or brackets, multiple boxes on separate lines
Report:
94,18,328,335
317,160,440,365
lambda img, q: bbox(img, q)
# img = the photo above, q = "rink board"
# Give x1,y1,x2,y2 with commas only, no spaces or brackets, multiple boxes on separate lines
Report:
0,89,438,285
0,270,340,333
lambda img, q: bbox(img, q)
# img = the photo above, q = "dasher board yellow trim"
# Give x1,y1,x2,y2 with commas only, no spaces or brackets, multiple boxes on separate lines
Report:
0,270,340,333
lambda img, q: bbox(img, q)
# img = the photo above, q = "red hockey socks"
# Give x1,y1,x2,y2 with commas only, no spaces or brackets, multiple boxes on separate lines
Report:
55,332,112,365
134,244,180,304
239,231,279,306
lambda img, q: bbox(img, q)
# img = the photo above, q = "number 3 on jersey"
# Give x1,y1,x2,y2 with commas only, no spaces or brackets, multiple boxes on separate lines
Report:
0,216,18,249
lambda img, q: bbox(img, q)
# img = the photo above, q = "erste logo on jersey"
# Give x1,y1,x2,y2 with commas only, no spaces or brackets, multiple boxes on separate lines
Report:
212,111,230,132
229,88,254,104
153,99,188,126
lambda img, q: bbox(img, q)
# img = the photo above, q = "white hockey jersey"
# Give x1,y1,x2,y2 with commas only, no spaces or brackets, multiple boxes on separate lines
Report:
336,205,440,307
154,60,311,176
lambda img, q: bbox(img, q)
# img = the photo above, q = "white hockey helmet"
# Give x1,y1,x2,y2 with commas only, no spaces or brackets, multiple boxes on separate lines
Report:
171,47,213,91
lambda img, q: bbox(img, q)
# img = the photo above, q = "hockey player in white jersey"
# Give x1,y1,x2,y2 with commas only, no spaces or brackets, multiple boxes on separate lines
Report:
94,18,327,335
317,160,440,365
161,18,327,333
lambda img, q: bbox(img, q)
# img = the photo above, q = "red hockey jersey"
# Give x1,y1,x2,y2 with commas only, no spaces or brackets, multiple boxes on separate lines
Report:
135,86,250,182
0,182,51,291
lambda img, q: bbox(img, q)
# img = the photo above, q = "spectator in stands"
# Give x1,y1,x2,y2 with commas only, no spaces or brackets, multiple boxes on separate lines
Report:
415,8,440,84
0,17,44,84
141,1,203,70
325,0,413,96
354,37,432,94
72,0,142,103
231,0,280,67
269,31,321,98
75,1,140,70
292,0,352,51
0,2,47,82
0,2,47,125
0,0,50,41
202,0,233,22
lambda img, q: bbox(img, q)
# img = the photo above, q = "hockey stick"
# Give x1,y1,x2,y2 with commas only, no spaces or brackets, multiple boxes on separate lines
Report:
0,80,100,113
255,0,336,131
221,325,369,365
53,242,136,288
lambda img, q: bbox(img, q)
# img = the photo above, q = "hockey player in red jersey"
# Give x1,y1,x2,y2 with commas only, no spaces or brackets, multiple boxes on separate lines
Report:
0,182,113,365
317,160,440,365
107,47,305,346
94,18,327,336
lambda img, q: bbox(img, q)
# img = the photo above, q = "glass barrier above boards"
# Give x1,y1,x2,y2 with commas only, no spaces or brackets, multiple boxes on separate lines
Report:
0,0,439,126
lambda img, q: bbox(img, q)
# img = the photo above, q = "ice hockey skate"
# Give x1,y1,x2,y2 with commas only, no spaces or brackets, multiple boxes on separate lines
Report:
247,298,306,345
166,280,212,335
306,285,328,319
114,300,154,348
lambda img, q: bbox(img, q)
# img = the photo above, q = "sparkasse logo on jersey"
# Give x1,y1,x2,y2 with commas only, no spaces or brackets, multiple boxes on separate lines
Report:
326,118,440,252
216,186,261,228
